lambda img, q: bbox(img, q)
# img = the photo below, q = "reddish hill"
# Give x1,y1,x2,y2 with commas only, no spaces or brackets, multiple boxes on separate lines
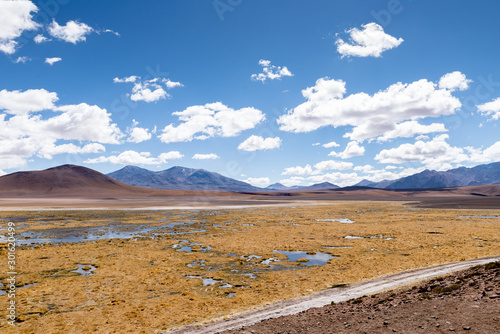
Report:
0,164,159,197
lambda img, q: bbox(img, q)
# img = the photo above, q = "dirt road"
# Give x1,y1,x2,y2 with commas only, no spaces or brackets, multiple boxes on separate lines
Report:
164,255,500,334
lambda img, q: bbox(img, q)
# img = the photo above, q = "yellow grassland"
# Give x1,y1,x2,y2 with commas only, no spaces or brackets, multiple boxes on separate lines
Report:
0,201,498,333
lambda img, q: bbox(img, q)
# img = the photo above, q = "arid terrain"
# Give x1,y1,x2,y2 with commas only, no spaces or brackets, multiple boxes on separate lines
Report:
0,202,499,333
220,261,500,334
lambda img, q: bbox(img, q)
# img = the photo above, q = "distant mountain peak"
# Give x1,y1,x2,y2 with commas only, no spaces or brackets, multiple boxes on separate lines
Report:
266,182,290,190
108,165,261,192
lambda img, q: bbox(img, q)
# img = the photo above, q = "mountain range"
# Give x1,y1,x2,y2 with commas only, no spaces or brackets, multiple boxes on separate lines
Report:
0,162,498,197
355,162,500,189
107,165,340,192
108,162,500,192
1,165,499,211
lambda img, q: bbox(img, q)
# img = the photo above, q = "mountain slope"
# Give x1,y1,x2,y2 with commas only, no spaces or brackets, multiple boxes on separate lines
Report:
108,166,342,192
295,182,339,191
387,162,500,189
108,166,262,192
0,164,146,197
353,162,500,189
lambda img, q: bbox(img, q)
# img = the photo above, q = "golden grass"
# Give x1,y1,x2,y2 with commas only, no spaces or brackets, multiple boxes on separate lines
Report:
0,201,499,333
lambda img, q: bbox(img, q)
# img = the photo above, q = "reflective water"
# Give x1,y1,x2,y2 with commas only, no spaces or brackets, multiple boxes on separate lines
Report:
274,250,337,267
0,220,206,246
0,282,38,296
71,264,97,276
316,218,355,223
186,275,233,288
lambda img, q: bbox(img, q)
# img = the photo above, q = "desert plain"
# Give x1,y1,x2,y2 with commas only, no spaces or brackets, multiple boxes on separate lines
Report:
0,200,499,333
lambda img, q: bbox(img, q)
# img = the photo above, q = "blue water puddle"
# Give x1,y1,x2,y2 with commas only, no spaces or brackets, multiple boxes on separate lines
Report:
316,218,355,223
260,251,337,268
185,275,233,288
187,260,206,268
0,282,38,296
273,250,337,267
0,220,206,246
173,240,211,252
71,264,97,276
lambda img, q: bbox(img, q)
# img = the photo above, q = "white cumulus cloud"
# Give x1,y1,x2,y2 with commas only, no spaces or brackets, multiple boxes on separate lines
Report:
242,177,270,187
438,71,472,91
34,34,50,43
85,150,171,165
38,143,105,159
48,19,93,44
374,134,468,170
282,164,314,176
314,160,354,171
45,57,62,65
114,76,183,103
278,73,466,142
0,0,40,55
192,153,219,160
477,98,500,121
159,102,265,143
113,75,139,83
238,135,281,151
282,160,354,178
307,172,363,188
329,141,365,159
159,151,184,160
251,59,293,83
127,120,151,143
376,121,447,142
322,141,340,148
336,22,403,58
0,89,123,170
279,176,305,187
0,88,58,115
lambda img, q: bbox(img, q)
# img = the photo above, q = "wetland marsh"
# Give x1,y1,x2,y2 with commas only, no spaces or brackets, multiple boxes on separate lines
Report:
0,201,499,333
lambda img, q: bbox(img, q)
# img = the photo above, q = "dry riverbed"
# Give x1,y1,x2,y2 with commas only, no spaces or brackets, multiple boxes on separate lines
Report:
0,201,499,333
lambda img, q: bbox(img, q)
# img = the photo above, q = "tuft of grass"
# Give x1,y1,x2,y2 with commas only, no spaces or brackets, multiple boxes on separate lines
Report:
485,262,500,270
352,297,364,304
432,283,461,294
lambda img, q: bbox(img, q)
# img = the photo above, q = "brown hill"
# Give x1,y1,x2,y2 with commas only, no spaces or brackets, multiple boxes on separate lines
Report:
0,164,153,197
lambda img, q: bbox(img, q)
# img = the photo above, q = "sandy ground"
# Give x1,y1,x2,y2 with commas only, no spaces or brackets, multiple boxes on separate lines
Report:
164,256,500,334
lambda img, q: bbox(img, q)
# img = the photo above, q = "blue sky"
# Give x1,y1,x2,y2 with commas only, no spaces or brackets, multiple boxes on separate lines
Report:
1,0,500,187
